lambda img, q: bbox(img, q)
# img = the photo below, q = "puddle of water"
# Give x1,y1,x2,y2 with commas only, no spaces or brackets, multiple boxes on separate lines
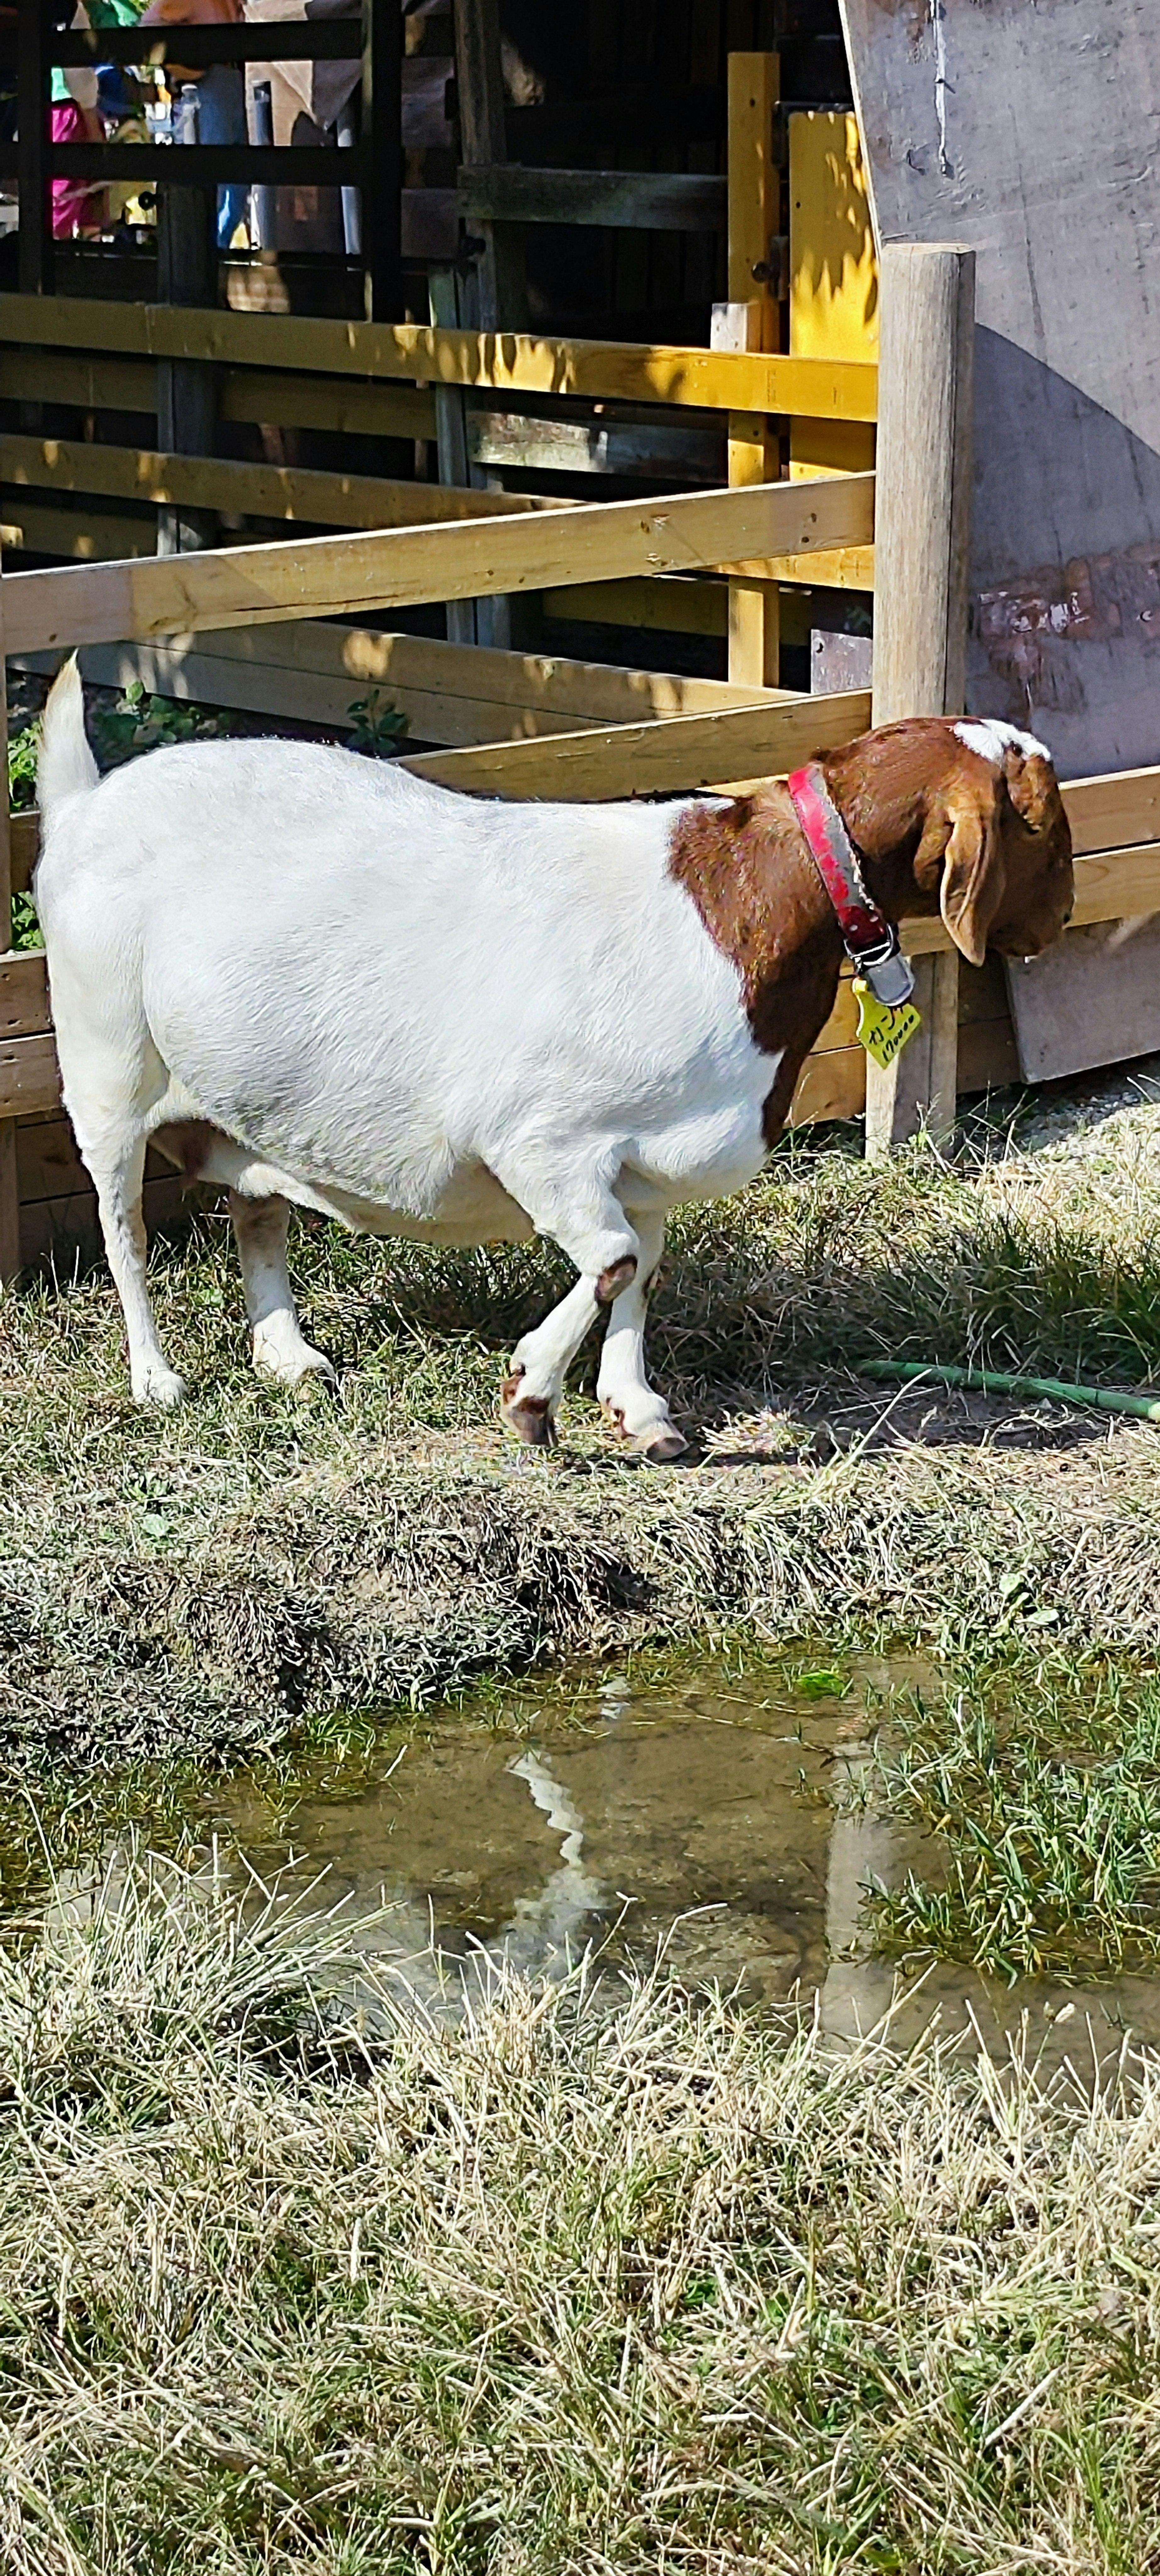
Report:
33,1657,1160,2074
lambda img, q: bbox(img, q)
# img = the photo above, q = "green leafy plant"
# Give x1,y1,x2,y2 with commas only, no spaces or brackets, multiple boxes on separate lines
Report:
8,717,40,811
88,679,235,770
346,687,409,758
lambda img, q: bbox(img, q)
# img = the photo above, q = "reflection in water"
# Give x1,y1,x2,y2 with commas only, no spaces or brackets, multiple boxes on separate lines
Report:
21,1662,1160,2073
503,1750,605,1971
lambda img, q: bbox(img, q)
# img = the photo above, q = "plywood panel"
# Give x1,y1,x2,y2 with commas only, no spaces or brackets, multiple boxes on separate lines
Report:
1007,918,1160,1084
839,0,1160,778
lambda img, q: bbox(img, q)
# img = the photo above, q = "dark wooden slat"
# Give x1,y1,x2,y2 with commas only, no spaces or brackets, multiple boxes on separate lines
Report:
458,166,727,232
364,0,403,323
52,24,365,67
36,146,371,184
17,0,51,297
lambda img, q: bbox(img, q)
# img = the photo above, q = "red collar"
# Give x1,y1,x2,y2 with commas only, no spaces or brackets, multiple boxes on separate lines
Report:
787,763,915,1007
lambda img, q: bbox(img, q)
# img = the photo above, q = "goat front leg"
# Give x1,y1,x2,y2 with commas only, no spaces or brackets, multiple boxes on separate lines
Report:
229,1192,336,1388
501,1271,602,1447
490,1146,641,1304
597,1215,686,1462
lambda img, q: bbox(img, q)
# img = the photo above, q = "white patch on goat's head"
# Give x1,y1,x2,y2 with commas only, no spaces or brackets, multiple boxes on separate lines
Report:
954,718,1053,769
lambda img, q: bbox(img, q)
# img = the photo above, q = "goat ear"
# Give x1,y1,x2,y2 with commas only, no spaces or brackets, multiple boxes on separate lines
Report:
917,785,1007,969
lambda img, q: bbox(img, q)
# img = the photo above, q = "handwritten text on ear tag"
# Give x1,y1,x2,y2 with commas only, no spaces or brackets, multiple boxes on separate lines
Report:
852,975,923,1071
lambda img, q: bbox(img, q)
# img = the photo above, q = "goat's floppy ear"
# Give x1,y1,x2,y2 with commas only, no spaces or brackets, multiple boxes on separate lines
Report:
916,783,1007,969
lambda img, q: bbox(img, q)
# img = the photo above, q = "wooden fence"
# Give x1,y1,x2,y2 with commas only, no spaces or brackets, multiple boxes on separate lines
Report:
2,51,1157,1277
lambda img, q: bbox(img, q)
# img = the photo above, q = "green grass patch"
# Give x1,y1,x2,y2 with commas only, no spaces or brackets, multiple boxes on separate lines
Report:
864,1662,1160,1982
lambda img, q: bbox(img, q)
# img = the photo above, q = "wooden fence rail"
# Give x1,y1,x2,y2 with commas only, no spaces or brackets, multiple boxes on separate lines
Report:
0,296,878,424
2,474,876,654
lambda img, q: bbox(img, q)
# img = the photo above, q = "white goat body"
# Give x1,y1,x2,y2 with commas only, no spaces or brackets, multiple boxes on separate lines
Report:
34,662,774,1452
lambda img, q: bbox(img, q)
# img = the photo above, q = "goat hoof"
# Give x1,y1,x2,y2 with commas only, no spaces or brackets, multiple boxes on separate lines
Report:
601,1401,687,1463
634,1425,689,1465
134,1365,187,1410
501,1368,558,1449
254,1340,337,1391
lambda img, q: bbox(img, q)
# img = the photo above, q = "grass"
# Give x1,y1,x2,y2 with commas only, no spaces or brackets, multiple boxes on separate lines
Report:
2,1845,1160,2574
861,1664,1160,1984
7,1085,1160,1760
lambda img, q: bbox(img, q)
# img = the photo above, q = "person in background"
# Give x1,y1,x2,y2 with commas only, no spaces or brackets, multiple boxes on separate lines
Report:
139,0,247,249
50,3,109,238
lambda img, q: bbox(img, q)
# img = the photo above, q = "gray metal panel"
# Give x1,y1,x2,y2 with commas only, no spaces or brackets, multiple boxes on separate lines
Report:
838,0,1160,781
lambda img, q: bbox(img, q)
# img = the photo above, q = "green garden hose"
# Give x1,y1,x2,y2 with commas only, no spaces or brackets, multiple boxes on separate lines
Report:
860,1357,1160,1423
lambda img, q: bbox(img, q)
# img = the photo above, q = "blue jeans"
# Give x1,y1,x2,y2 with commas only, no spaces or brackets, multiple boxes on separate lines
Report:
195,63,248,249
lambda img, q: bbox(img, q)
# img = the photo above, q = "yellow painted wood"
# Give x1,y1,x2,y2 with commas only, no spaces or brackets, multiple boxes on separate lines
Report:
789,112,877,483
0,348,438,439
0,294,879,423
726,54,782,690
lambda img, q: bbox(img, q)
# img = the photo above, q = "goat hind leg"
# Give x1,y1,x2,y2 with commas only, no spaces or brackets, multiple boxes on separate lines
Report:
230,1192,335,1387
84,1126,186,1406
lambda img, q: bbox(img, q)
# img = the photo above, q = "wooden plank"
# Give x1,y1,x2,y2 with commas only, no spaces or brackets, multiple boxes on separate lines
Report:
0,351,439,440
401,688,873,798
455,0,526,334
467,410,723,482
788,112,877,485
864,245,973,1160
546,577,729,636
722,55,784,693
54,22,364,64
10,814,35,896
956,1019,1020,1095
839,0,1160,779
0,952,50,1038
29,624,795,751
19,1174,185,1273
789,1046,865,1124
0,294,880,421
0,504,160,562
2,475,877,653
1007,917,1160,1084
1062,769,1160,859
0,1035,61,1119
458,167,726,230
0,435,568,530
162,620,794,719
544,552,874,636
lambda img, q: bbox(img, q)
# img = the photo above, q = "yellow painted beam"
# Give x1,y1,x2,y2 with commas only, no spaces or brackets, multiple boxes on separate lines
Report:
0,293,879,423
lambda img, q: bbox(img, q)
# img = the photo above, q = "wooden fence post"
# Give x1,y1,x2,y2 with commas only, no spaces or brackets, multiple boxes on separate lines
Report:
715,53,782,690
0,544,19,1285
864,240,975,1160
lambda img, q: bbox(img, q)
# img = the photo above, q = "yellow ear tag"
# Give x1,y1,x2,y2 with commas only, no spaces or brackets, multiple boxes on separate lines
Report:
852,975,923,1070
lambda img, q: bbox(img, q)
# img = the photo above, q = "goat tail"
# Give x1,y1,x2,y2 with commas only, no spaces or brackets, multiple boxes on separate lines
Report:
37,654,99,818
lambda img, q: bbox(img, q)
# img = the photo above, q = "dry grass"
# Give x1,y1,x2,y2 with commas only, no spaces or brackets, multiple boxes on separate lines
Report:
2,1848,1160,2574
6,1077,1160,1758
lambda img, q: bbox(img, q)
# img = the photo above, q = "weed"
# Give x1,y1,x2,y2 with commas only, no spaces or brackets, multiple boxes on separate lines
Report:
87,678,236,770
346,688,409,757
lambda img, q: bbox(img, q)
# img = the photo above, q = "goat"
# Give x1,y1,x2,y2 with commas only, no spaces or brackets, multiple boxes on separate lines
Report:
34,662,1073,1455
